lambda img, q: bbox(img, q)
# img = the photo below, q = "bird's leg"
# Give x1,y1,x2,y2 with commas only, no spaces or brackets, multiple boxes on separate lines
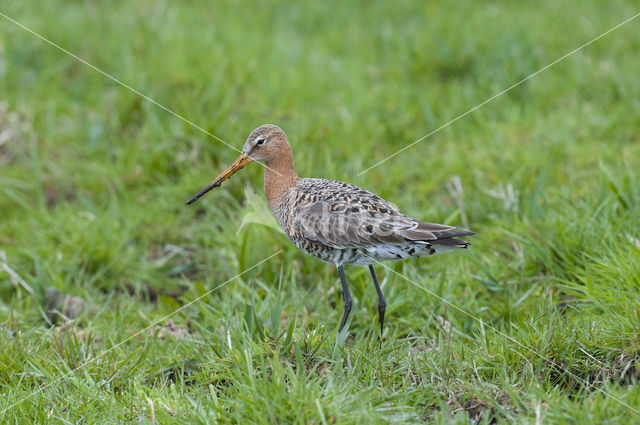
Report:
337,265,352,333
369,265,386,336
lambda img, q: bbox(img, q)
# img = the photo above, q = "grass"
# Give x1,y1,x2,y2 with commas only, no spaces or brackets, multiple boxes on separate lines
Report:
1,0,640,423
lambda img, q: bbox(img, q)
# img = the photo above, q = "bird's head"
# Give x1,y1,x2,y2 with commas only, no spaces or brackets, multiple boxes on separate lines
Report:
241,124,288,162
186,124,288,205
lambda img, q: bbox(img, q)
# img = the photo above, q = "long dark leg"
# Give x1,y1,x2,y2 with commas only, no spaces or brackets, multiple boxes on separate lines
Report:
369,265,386,335
337,265,352,333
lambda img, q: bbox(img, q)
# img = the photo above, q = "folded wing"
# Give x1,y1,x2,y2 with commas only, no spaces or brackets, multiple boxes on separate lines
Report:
289,179,474,249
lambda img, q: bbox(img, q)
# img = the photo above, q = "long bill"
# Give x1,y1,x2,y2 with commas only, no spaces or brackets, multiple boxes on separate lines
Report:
186,154,253,205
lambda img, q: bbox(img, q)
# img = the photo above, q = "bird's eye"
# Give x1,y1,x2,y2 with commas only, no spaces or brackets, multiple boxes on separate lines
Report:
256,138,265,146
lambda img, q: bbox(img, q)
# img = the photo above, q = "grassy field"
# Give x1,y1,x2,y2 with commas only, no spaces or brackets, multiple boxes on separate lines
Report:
2,0,640,423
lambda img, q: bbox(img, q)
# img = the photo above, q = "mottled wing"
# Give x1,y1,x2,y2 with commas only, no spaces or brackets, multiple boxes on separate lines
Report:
289,179,471,249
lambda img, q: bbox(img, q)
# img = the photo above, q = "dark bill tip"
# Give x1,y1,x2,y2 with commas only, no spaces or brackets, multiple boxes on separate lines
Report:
185,181,221,205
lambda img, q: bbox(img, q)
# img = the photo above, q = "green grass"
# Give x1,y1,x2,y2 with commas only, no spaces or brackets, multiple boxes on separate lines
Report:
1,0,640,423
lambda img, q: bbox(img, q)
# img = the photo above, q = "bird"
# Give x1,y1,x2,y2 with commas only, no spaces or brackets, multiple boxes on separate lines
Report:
186,124,474,335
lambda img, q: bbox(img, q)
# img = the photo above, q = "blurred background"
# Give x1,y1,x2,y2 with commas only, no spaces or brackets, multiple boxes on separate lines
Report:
1,0,640,423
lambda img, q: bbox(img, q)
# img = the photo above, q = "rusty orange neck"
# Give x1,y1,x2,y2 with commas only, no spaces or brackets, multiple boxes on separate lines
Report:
264,142,298,207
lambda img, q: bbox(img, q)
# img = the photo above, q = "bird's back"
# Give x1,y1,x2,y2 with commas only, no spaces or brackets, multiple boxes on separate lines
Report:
269,178,474,266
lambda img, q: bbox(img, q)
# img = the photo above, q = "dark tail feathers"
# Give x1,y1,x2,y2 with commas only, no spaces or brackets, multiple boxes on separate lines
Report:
431,229,475,248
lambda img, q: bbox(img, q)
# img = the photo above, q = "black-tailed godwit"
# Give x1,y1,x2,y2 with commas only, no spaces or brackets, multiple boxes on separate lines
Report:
187,125,474,334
